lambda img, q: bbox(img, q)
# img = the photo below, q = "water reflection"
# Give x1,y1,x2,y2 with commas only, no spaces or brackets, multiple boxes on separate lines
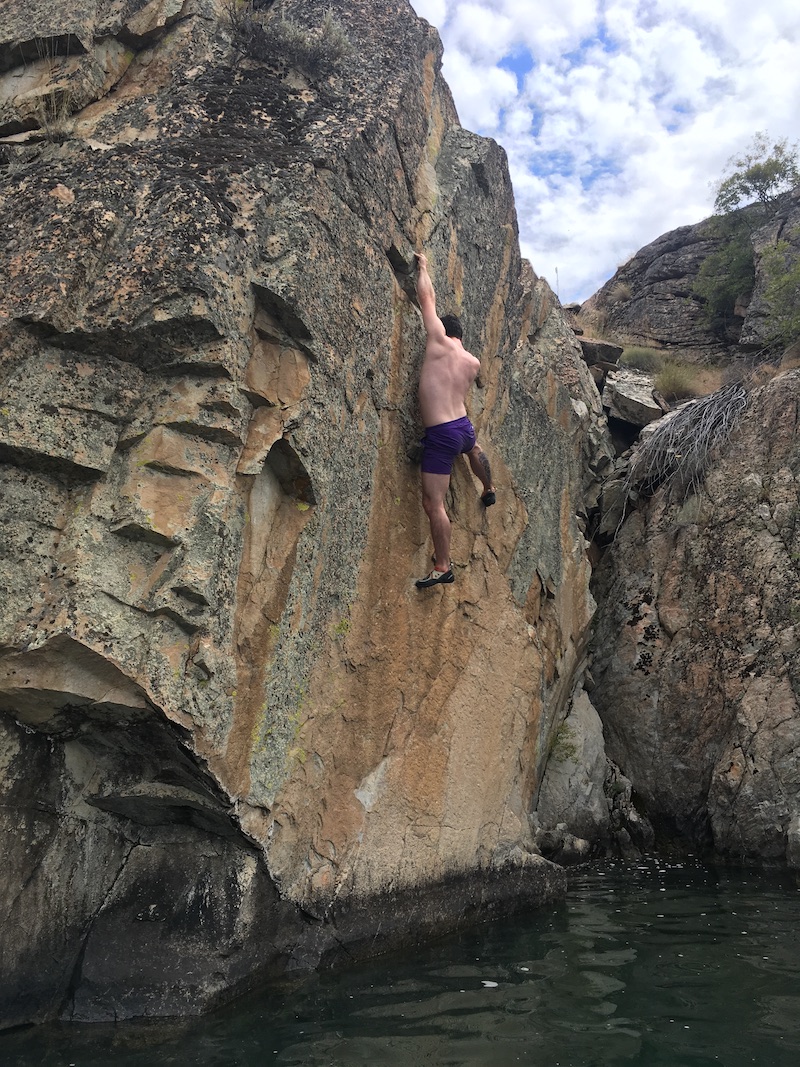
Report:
4,858,800,1066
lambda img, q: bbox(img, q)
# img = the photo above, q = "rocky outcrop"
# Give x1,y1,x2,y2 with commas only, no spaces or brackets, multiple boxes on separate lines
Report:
577,190,800,358
532,685,655,864
574,334,622,390
602,368,665,428
531,687,610,864
577,223,724,354
0,0,611,1027
590,371,800,862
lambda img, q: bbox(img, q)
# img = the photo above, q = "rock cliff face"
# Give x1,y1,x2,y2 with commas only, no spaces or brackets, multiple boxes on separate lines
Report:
590,372,800,861
578,223,724,354
0,0,610,1026
577,190,800,357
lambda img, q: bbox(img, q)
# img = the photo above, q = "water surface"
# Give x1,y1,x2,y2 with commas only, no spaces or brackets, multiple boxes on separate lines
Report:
4,858,800,1066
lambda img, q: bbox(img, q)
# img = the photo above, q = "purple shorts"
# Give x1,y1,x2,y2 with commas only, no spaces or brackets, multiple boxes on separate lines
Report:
421,416,476,475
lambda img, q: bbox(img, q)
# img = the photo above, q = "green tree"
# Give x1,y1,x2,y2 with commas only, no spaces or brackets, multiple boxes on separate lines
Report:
693,213,756,339
714,132,800,214
761,233,800,349
694,133,800,344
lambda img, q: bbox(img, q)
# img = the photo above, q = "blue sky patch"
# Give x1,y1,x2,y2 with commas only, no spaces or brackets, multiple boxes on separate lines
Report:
422,0,796,302
531,148,578,179
564,26,619,67
499,48,534,90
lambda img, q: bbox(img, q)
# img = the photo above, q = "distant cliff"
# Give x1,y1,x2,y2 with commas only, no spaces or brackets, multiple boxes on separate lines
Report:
576,189,800,359
0,0,611,1027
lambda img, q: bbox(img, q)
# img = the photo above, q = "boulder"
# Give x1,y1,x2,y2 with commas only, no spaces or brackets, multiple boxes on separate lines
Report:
0,0,611,1026
535,688,611,846
590,371,800,861
532,686,655,861
602,369,664,427
578,336,622,367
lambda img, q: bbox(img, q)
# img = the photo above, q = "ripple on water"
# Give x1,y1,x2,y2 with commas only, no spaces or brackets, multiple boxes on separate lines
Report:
3,858,800,1067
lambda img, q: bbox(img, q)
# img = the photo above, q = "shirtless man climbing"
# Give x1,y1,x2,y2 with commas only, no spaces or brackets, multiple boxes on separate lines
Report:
414,251,496,589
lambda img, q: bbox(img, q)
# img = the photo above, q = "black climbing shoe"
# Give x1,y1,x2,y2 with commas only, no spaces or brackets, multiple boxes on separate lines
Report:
415,567,455,588
481,490,496,507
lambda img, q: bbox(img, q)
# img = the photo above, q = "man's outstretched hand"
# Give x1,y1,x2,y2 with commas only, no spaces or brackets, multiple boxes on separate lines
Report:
415,252,427,271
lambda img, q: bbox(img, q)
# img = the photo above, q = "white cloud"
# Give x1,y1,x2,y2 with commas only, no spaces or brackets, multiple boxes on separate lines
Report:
490,0,601,60
411,0,800,302
411,0,449,27
444,51,518,133
447,2,516,62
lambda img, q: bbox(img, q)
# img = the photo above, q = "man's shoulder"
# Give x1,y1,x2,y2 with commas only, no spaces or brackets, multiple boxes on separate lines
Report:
460,347,481,372
424,335,455,359
424,339,479,369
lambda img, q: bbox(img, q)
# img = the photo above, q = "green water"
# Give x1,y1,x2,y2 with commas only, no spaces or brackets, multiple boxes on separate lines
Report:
4,858,800,1066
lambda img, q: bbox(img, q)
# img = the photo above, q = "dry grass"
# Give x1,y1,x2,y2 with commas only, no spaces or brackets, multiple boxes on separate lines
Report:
620,348,723,399
233,5,353,76
580,305,611,340
746,362,783,388
19,36,77,140
781,337,800,365
625,382,749,506
654,361,704,401
32,84,74,140
609,281,633,304
621,346,663,372
655,359,724,401
692,366,725,394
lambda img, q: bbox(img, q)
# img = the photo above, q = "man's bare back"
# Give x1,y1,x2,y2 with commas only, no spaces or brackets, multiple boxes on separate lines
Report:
413,252,496,589
416,256,481,427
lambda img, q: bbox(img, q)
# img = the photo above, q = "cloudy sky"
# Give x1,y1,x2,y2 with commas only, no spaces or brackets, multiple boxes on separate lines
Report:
409,0,800,303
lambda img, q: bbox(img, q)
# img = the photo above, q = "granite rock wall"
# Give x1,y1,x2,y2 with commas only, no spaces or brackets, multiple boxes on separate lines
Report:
0,0,610,1025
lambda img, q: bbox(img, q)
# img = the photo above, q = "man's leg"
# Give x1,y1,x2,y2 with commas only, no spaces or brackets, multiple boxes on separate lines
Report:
466,442,496,502
421,471,452,571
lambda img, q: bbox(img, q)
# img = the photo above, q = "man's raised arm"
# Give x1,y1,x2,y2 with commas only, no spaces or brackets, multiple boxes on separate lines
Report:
415,252,446,340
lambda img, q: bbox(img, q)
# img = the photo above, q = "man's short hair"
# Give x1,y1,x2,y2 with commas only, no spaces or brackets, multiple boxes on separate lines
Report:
440,314,463,339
